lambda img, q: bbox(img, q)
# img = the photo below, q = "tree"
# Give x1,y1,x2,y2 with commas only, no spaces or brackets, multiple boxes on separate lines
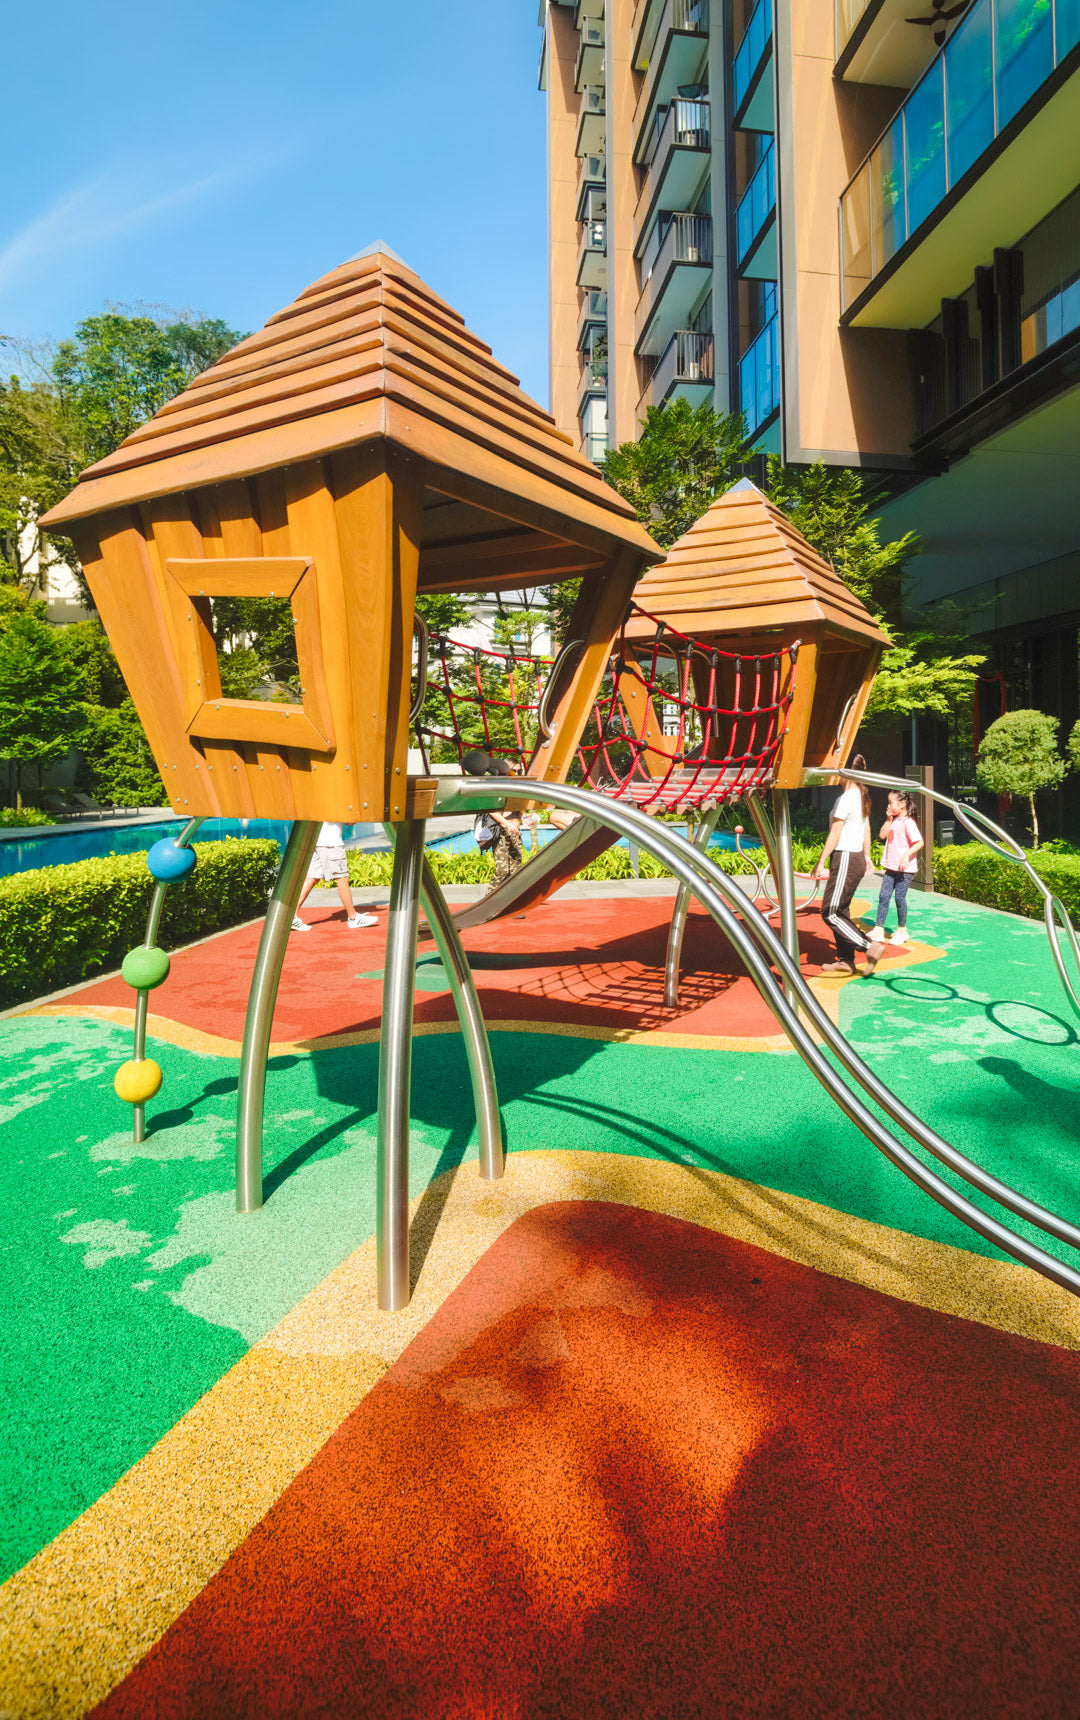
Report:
601,397,758,551
0,608,87,806
77,698,165,809
976,709,1066,849
763,457,984,728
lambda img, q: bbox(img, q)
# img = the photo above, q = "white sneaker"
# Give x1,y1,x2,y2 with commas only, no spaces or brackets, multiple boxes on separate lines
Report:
290,916,311,932
889,927,909,946
868,925,886,943
347,913,377,929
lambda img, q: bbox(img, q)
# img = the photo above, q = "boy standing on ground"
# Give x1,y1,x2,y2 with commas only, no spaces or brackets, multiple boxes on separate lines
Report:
291,822,377,932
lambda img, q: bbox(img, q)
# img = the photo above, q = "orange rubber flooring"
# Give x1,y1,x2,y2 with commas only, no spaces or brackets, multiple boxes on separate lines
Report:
57,895,890,1046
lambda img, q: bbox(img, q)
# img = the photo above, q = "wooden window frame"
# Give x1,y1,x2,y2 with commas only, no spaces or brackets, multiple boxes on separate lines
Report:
165,557,335,752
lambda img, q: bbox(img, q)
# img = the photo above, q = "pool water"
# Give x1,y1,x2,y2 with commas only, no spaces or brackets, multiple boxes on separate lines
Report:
0,815,758,880
0,818,301,880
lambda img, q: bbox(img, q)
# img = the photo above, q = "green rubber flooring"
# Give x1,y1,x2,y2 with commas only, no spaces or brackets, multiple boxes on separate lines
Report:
2,887,1079,1582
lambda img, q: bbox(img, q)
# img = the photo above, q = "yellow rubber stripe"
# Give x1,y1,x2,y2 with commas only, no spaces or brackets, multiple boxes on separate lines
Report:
1,1140,1075,1719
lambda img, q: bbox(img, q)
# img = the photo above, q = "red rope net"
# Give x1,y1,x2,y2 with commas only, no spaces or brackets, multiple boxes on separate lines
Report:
414,610,797,814
577,608,797,813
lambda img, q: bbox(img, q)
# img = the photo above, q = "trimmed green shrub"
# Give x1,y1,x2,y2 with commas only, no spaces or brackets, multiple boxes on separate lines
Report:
0,807,54,828
933,843,1080,923
0,838,279,1009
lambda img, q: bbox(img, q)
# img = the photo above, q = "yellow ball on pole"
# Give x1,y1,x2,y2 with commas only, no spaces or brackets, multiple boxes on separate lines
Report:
114,1059,163,1105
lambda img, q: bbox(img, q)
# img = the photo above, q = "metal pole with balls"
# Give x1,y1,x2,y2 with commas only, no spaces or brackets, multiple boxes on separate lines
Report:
113,820,203,1142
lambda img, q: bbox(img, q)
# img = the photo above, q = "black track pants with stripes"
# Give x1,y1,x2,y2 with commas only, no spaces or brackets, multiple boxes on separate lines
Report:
821,849,870,961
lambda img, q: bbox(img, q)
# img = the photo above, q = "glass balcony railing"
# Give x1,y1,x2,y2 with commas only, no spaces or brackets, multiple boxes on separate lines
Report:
581,430,608,464
734,0,773,112
840,0,1080,309
738,312,780,432
735,138,776,266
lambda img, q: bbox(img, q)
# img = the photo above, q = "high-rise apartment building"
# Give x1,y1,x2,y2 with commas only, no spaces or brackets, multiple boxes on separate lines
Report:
538,0,1080,796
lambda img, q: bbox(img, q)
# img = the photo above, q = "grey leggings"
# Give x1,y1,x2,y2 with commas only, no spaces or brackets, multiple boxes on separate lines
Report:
875,869,912,928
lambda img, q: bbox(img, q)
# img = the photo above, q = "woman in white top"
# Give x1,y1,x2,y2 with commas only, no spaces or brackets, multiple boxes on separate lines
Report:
812,755,879,975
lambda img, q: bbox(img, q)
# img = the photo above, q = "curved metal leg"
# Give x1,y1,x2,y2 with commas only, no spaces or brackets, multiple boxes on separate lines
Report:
377,818,426,1311
663,806,720,1008
419,859,503,1181
236,820,319,1213
770,787,800,1003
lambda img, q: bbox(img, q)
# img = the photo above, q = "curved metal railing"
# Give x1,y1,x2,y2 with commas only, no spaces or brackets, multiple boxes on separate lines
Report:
444,776,1080,1299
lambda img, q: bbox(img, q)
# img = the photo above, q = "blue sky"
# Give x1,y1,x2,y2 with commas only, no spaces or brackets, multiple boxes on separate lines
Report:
2,0,550,402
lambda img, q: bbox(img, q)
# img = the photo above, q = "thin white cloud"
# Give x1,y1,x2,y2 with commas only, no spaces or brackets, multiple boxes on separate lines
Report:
0,158,256,294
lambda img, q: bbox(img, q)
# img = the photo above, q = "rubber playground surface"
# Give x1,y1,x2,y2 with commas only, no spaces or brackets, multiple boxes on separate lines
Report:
4,883,1080,1716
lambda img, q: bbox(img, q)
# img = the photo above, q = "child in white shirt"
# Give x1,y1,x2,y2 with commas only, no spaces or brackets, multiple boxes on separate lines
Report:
291,822,377,932
869,791,923,948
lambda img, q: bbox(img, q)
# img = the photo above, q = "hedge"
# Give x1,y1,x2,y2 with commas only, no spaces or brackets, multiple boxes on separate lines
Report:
0,838,279,1009
933,842,1080,923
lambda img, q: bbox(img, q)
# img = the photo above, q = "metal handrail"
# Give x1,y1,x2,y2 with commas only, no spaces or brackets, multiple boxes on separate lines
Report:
536,638,585,741
443,776,1080,1298
409,614,429,726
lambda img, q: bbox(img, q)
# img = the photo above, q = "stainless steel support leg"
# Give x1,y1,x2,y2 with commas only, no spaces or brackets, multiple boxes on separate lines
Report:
377,818,426,1311
235,820,319,1213
663,806,720,1008
419,858,503,1181
770,787,800,1002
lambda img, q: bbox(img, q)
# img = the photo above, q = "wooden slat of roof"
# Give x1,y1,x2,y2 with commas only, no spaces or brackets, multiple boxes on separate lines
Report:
40,250,655,556
627,481,888,647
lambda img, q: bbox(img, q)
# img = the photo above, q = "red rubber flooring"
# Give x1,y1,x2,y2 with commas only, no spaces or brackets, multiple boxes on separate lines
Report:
62,896,861,1044
95,1202,1080,1719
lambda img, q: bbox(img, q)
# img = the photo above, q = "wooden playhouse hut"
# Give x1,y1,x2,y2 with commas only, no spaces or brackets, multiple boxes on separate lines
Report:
623,478,890,787
40,244,659,821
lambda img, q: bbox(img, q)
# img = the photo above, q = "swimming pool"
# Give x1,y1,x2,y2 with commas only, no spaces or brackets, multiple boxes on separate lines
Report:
0,815,759,879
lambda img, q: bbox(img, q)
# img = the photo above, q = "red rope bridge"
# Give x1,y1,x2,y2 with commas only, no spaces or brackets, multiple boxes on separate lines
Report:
414,609,797,814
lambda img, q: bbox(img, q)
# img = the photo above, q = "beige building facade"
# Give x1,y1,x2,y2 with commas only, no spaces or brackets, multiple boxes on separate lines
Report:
539,0,1080,807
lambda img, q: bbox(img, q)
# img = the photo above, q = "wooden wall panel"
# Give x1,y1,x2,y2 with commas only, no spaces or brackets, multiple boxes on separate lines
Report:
80,510,218,817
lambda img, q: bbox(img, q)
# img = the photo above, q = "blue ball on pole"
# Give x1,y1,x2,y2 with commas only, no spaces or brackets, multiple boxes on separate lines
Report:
147,839,197,882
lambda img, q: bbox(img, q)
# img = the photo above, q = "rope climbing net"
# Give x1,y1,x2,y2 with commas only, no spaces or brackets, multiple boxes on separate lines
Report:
578,607,798,814
412,608,797,814
414,629,548,772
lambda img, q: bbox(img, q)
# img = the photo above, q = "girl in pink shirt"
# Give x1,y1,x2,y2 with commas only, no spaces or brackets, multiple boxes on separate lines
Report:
869,790,924,947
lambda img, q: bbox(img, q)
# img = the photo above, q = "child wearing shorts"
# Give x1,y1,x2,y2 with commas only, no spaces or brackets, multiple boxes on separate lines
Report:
869,791,923,948
291,822,377,932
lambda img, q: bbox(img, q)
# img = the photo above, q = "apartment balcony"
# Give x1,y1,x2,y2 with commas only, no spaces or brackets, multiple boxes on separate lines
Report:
635,213,713,354
575,83,606,157
577,218,607,290
635,98,711,246
575,0,604,24
640,330,716,412
575,153,605,221
738,312,780,434
577,289,608,349
911,183,1080,454
733,0,773,130
835,0,949,87
634,0,710,158
577,349,609,419
580,429,609,465
734,137,776,276
840,0,1080,329
575,14,605,90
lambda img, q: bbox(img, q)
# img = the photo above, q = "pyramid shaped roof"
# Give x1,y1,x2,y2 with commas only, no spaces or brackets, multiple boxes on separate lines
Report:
41,250,657,569
625,479,890,648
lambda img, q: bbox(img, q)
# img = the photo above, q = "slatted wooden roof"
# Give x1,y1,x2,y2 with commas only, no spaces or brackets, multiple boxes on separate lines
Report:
40,246,658,586
624,479,890,647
